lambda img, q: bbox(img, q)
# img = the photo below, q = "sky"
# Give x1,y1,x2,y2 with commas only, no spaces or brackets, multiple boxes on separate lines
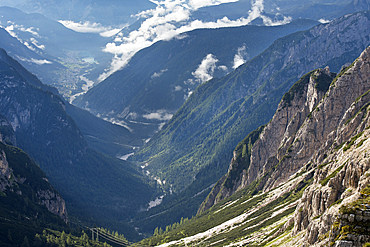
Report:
58,0,292,82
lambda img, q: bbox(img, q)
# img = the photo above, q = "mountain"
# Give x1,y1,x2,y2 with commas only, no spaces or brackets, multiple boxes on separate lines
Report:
195,0,350,22
0,44,57,94
0,6,112,99
0,27,65,91
12,0,156,27
138,45,370,247
195,0,370,24
129,11,370,233
64,103,141,159
0,115,68,247
74,19,319,140
0,48,156,241
0,18,138,159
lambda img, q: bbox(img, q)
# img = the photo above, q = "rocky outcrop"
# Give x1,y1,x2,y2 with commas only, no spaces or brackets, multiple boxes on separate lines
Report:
0,149,13,191
198,46,370,245
285,47,370,246
0,114,16,145
0,141,68,222
37,189,68,222
200,67,336,212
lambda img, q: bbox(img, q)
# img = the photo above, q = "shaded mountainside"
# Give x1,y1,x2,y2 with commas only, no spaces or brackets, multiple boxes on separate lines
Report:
133,10,370,197
0,46,135,159
138,46,370,247
132,12,370,235
0,48,156,241
0,6,112,98
0,117,68,247
129,11,370,235
74,19,318,134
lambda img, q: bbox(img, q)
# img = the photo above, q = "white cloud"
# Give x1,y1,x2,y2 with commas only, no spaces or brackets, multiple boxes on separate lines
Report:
100,28,122,37
58,20,123,37
5,25,17,38
175,85,182,91
30,38,45,50
3,24,46,51
185,90,193,100
318,18,331,24
188,0,239,9
192,54,218,83
233,44,248,69
219,65,228,71
99,0,292,81
17,56,52,65
151,69,168,78
23,41,35,51
143,110,173,121
19,26,40,37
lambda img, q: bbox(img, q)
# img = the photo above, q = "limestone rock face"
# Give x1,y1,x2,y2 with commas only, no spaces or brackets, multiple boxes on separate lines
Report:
0,114,16,145
37,189,68,222
0,141,68,222
198,11,370,213
0,149,13,191
262,47,370,246
199,46,370,245
200,68,336,213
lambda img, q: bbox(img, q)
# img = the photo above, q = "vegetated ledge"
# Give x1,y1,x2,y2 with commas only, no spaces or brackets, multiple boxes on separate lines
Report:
324,185,370,246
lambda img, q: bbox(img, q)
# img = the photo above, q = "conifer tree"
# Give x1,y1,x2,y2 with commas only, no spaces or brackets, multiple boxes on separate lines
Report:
7,229,11,242
154,227,159,236
21,236,30,247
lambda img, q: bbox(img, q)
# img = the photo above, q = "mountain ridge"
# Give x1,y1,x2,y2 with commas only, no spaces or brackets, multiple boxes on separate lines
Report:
139,45,370,247
74,19,319,141
134,11,370,193
0,48,156,241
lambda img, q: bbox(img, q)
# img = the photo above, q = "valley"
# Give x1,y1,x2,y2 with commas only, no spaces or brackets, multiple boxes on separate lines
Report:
1,0,370,246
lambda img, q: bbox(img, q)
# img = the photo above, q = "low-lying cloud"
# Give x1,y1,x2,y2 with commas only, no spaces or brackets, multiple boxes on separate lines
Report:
187,0,239,9
233,44,248,69
98,0,292,82
143,110,173,121
151,69,168,78
17,56,52,65
318,18,331,24
2,24,45,51
192,54,219,83
58,20,122,37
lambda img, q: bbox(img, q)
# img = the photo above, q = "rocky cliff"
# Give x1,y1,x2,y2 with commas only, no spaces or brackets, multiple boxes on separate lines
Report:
199,67,336,212
0,114,16,146
0,116,68,221
0,139,68,222
198,46,370,246
289,46,370,246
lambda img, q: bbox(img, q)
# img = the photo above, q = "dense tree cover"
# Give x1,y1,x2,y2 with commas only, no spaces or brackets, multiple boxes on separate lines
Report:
34,229,111,247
